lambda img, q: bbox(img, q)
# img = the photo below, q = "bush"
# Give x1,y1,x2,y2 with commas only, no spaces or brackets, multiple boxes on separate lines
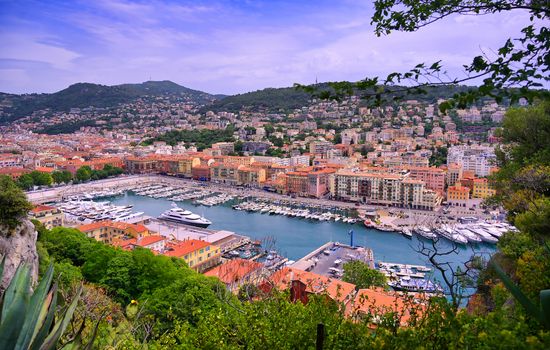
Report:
0,175,33,230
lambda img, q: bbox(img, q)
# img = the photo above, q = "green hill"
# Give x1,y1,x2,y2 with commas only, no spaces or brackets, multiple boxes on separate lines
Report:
201,86,313,113
0,81,217,124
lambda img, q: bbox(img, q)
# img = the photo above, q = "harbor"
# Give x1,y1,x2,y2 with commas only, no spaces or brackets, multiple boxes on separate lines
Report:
38,177,500,294
53,180,514,248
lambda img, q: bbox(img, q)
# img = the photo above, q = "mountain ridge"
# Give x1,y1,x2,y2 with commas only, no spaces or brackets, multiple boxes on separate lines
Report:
0,80,220,124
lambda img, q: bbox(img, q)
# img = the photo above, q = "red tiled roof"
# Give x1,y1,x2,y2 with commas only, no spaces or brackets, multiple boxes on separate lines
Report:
346,287,426,326
163,239,211,257
136,235,165,247
31,205,56,213
77,220,148,233
204,258,262,284
268,267,356,303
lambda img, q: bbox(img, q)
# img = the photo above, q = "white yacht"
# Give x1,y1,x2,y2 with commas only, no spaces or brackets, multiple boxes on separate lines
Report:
159,203,212,228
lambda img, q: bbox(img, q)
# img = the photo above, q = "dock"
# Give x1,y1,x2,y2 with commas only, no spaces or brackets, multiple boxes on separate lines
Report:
292,242,375,278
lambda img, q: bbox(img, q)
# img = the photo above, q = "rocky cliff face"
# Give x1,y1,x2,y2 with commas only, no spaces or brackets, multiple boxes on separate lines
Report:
0,218,39,292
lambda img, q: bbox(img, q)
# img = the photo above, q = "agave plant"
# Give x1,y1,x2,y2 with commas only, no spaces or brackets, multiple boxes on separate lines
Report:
0,260,82,350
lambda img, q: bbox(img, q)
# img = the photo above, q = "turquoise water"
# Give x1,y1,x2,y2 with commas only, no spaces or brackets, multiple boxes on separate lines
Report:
108,193,497,269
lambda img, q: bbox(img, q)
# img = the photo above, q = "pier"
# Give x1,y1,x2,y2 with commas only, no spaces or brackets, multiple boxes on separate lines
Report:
292,242,375,277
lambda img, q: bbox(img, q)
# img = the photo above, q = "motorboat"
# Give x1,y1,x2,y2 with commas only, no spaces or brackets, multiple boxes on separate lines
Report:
401,228,413,239
413,226,438,240
436,226,468,245
158,203,212,228
388,278,443,294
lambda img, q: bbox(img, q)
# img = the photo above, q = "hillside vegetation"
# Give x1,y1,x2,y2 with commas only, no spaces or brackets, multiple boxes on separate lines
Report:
201,86,313,113
0,81,217,124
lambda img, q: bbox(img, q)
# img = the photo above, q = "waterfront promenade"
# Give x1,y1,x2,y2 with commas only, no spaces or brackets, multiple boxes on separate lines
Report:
26,174,495,229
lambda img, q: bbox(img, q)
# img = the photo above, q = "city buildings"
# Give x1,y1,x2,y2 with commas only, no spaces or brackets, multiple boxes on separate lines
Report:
204,258,264,292
447,182,471,204
331,170,442,210
77,220,151,244
447,145,497,177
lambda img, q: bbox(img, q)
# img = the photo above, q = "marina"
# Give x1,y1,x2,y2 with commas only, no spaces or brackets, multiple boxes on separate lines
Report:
100,192,497,289
54,182,516,249
44,179,503,295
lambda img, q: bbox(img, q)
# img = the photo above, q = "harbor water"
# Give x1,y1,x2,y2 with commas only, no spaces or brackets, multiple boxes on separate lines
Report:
108,192,497,271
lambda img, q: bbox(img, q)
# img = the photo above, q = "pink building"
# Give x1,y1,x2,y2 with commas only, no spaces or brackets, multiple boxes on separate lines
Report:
307,169,335,198
404,166,446,195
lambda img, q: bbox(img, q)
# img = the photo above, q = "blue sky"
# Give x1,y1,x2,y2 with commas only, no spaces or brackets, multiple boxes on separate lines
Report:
0,0,533,94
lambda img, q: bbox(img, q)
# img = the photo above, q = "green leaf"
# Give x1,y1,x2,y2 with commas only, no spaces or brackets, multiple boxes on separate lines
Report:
17,264,55,349
1,264,30,323
30,284,58,350
0,264,30,349
0,295,27,350
540,290,550,328
39,285,82,350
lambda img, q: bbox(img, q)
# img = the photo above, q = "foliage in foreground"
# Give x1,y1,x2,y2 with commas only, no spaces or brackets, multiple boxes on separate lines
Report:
31,224,550,349
0,262,85,350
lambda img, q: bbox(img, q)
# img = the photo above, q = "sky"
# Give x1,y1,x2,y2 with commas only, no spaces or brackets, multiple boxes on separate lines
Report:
0,0,534,95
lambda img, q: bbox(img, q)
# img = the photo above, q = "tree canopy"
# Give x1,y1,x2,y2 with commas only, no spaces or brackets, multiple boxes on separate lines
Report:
342,260,387,290
0,175,33,230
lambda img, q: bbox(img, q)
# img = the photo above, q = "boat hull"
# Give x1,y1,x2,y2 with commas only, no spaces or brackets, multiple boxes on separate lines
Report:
158,216,211,228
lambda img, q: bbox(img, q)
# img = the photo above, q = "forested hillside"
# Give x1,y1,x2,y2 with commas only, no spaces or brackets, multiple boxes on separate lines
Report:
0,81,217,124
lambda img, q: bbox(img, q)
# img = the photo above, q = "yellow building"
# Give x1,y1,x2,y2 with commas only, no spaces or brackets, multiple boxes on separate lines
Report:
236,166,266,187
472,178,496,199
447,182,471,201
160,156,201,177
210,162,239,184
164,239,221,272
77,220,150,244
219,155,255,166
29,205,64,229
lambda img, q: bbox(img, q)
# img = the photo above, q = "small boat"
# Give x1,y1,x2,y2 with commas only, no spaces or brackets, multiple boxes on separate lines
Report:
401,228,412,239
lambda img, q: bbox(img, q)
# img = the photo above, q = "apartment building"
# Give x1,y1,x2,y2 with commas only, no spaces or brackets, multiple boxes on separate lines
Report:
331,170,441,210
447,182,471,202
125,156,160,174
309,140,334,158
472,178,496,199
29,205,64,229
446,163,463,187
210,162,239,185
0,153,21,167
164,239,221,273
157,155,200,177
447,145,496,177
403,166,446,195
211,142,235,155
77,220,150,244
236,166,266,187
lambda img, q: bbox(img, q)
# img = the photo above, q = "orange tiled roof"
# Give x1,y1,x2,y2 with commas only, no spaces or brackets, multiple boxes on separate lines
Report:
77,220,148,233
136,235,165,247
164,239,211,257
346,287,426,325
204,258,262,284
0,167,29,175
31,205,56,213
35,166,56,173
268,267,356,303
